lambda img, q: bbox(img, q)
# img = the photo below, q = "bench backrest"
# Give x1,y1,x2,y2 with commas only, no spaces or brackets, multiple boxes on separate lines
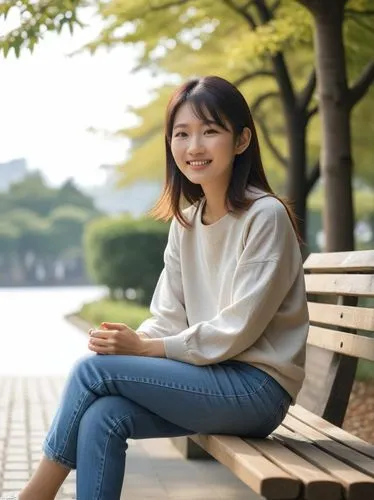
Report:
297,249,374,426
304,249,374,361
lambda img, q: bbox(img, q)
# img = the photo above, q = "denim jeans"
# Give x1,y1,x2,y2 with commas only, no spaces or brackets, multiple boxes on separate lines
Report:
43,354,291,500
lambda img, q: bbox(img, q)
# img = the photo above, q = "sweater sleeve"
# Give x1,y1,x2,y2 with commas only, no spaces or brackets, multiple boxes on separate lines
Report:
163,200,302,364
136,218,189,338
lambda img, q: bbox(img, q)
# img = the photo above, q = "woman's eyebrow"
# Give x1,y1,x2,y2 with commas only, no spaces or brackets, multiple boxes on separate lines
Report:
174,120,216,129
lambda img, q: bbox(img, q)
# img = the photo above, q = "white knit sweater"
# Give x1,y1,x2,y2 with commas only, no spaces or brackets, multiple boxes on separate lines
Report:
137,190,309,402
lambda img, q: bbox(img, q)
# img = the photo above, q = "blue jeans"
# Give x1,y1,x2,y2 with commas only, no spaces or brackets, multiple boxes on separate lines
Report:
43,354,291,499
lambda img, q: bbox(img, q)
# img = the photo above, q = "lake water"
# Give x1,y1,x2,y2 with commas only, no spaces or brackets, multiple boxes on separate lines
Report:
0,286,106,375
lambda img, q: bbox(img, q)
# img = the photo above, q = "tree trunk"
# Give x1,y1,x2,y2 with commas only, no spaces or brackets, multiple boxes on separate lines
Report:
286,112,308,251
296,0,357,427
312,1,354,251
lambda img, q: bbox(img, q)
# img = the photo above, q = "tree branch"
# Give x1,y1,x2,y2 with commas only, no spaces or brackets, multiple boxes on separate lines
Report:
254,114,288,167
307,105,318,121
148,0,190,12
249,89,286,168
254,0,297,109
345,9,374,16
233,70,275,87
222,0,257,29
242,1,256,9
251,91,279,114
270,0,281,14
305,159,320,195
346,13,374,34
299,69,316,111
349,60,374,109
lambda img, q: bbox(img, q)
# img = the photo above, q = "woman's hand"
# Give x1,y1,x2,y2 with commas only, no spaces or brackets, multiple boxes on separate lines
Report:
88,322,146,356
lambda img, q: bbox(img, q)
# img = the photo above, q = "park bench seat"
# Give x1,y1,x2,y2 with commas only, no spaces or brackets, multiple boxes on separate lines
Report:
181,249,374,500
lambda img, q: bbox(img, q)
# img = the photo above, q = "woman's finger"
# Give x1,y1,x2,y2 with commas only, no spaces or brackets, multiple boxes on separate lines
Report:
90,338,108,348
90,329,110,339
88,340,111,355
101,322,126,330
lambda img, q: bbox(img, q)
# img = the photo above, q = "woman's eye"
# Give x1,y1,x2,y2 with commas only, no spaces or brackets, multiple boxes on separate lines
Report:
174,131,187,137
205,129,218,134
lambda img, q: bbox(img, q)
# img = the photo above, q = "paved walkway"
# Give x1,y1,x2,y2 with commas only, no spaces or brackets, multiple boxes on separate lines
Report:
0,288,260,499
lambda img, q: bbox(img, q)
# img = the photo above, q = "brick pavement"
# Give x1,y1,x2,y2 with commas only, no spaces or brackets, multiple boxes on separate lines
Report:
0,376,260,499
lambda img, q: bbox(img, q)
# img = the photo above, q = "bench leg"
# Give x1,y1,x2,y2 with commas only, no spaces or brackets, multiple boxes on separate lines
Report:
170,436,212,459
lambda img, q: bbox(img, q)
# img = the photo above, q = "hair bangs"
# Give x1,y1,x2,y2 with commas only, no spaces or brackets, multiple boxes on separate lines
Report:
187,92,230,132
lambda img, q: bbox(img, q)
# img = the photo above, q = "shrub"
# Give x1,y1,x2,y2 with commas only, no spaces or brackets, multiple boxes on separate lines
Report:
84,215,169,305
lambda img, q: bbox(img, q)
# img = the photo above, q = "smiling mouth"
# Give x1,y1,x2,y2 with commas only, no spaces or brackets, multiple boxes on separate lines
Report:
187,160,212,167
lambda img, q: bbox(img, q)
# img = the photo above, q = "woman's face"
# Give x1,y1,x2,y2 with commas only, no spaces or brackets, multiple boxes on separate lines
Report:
170,102,240,192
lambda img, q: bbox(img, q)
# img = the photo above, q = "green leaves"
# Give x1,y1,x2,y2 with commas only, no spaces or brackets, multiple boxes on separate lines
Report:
0,0,85,57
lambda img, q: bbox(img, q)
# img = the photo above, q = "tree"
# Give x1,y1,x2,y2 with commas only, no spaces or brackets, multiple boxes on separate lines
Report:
0,169,100,285
7,171,55,216
56,179,97,211
297,0,374,250
1,0,373,249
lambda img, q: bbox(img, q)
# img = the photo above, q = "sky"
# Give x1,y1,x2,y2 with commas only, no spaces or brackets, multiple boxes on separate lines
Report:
0,6,170,188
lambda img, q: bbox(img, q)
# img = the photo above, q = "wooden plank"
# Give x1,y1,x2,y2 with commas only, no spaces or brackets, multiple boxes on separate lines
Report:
305,274,374,297
304,251,374,272
272,426,374,500
191,434,300,499
245,436,341,500
308,302,374,331
282,415,374,477
289,405,374,460
307,326,374,361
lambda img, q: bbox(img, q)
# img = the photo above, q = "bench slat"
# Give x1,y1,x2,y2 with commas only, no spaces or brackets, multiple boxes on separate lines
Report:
289,405,374,459
308,302,374,331
304,250,374,272
191,434,300,499
305,274,374,297
245,436,342,500
307,325,374,361
282,415,374,477
272,426,374,500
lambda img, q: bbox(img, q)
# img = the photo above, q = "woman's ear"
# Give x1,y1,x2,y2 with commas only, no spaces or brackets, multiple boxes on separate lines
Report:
235,127,251,155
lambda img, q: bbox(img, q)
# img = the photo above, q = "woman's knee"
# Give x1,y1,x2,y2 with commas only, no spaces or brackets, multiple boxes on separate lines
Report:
68,353,101,384
78,395,139,439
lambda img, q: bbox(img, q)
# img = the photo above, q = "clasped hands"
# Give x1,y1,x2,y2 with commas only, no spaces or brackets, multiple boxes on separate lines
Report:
88,322,165,358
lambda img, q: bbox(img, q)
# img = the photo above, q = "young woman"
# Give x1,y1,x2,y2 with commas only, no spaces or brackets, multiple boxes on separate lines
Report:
12,76,309,500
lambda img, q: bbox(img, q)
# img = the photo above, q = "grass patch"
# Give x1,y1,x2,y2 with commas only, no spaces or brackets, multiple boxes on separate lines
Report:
78,298,150,330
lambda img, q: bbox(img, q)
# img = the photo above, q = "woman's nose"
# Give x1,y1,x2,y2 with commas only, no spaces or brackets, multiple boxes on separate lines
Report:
187,135,205,154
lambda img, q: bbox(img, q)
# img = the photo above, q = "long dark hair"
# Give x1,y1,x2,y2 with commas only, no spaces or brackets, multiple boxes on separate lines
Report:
150,75,301,242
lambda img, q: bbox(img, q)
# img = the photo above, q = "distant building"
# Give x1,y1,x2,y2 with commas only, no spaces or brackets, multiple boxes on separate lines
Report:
0,158,28,191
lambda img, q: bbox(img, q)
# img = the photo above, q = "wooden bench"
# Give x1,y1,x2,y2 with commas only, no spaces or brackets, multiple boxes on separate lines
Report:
173,250,374,500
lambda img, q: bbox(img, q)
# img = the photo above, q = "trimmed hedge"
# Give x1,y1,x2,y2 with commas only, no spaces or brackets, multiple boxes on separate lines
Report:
84,215,169,305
